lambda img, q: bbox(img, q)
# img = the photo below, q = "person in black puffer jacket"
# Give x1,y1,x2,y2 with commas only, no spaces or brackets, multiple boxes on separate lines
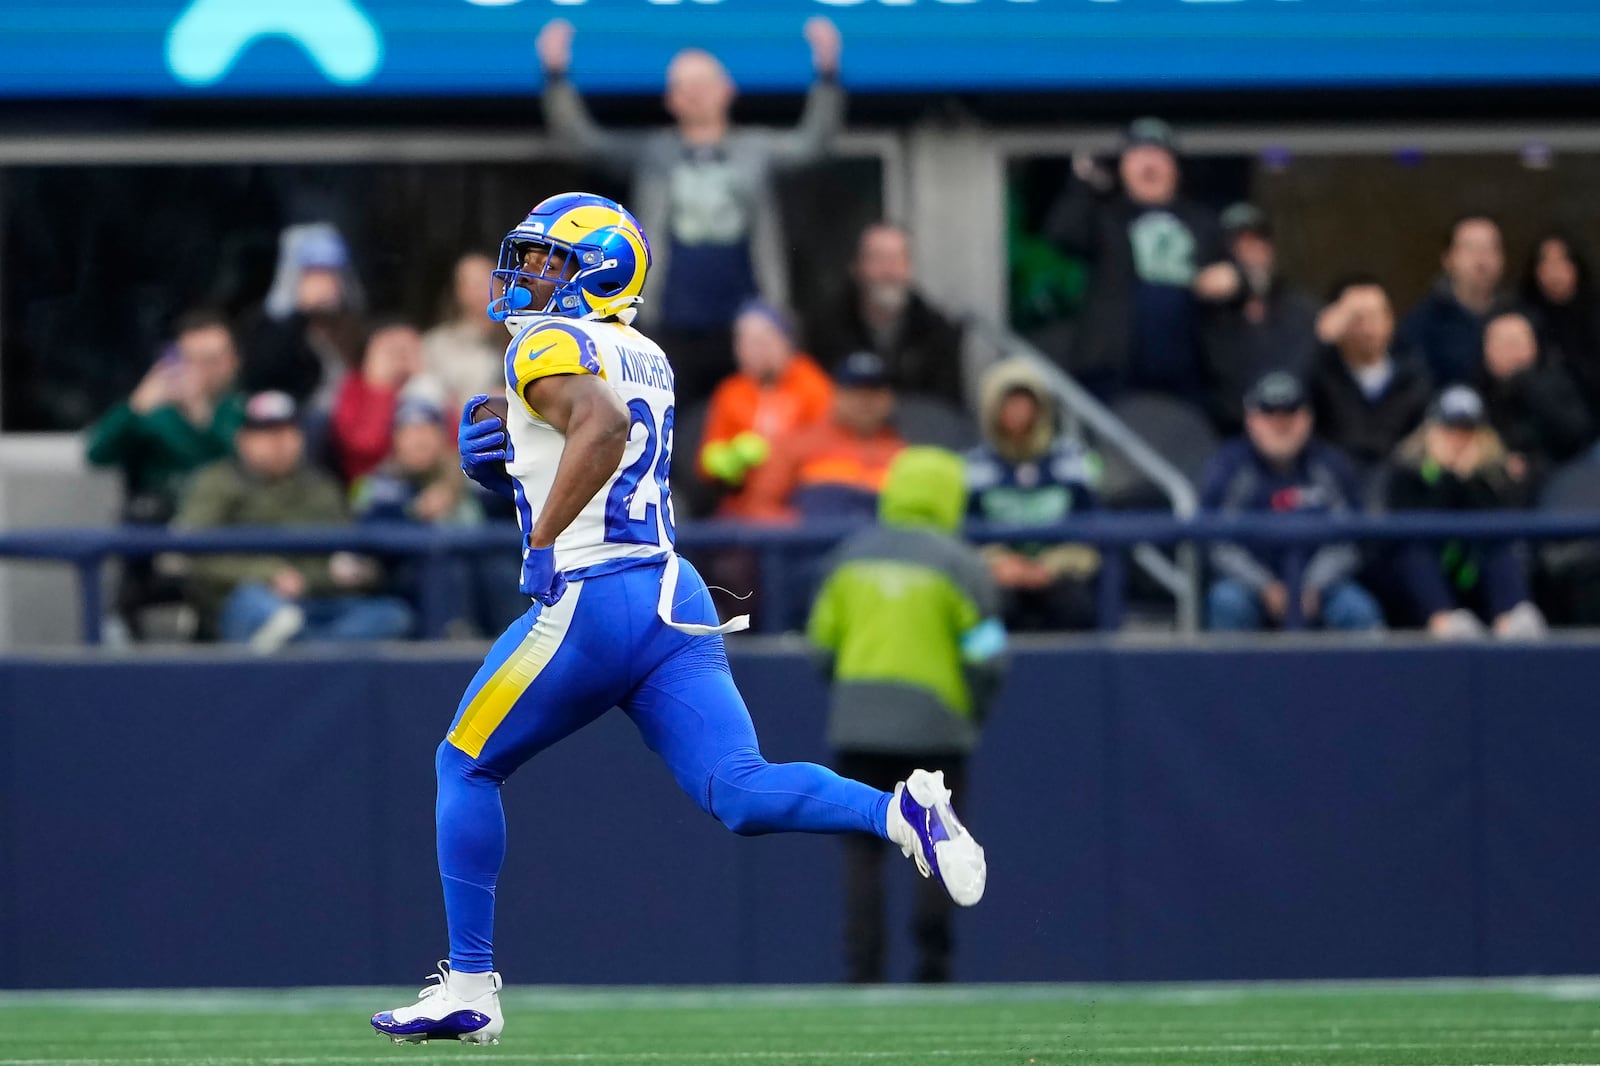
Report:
1043,118,1237,407
1476,310,1593,491
1382,385,1547,640
1310,276,1434,483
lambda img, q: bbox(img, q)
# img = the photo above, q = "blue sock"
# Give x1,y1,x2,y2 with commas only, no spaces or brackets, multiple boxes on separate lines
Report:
435,740,505,974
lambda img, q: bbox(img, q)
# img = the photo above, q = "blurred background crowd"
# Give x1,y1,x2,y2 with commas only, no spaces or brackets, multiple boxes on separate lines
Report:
8,16,1600,649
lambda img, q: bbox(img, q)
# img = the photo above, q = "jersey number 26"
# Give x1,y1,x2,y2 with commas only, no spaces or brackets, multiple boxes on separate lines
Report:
604,398,675,548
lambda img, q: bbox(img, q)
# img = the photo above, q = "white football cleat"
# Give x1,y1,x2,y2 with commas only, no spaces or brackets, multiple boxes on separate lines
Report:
370,961,504,1045
887,769,987,907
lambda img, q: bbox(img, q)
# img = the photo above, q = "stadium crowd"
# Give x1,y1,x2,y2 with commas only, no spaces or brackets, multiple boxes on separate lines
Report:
74,23,1600,648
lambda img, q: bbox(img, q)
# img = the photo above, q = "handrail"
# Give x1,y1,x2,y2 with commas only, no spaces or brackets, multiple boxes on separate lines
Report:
12,510,1599,558
961,317,1204,630
5,512,1599,644
962,318,1200,519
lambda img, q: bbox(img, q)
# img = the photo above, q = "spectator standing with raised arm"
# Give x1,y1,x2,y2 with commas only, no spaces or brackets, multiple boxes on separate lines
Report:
1310,276,1434,480
1201,204,1320,433
966,358,1100,632
1399,215,1510,386
1044,118,1237,406
173,391,413,652
1383,386,1546,640
810,222,965,408
537,16,843,410
1203,373,1382,633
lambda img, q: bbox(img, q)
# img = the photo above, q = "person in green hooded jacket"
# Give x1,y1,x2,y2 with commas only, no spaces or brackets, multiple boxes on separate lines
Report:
807,446,1007,984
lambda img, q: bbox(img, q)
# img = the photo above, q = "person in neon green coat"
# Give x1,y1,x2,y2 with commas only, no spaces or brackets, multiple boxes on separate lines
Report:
807,446,1007,983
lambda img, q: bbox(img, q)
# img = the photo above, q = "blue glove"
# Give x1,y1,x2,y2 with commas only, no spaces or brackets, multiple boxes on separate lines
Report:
519,544,568,607
459,395,515,500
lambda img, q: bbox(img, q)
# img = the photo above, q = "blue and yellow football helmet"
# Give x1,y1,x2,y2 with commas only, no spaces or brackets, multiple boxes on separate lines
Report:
488,192,652,326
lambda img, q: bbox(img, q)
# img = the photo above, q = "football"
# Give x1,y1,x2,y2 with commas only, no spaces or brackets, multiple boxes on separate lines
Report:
472,395,509,424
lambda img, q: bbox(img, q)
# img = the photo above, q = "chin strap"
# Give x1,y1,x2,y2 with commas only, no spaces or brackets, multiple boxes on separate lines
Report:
656,553,750,636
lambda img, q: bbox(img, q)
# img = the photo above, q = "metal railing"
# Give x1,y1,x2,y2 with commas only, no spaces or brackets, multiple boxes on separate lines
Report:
962,318,1203,629
4,511,1599,644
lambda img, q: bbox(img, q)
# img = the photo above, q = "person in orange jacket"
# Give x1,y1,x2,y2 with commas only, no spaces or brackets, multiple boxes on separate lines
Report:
699,301,835,515
737,351,906,523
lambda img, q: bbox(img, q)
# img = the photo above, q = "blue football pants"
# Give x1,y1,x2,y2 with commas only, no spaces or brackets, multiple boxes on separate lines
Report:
434,555,892,973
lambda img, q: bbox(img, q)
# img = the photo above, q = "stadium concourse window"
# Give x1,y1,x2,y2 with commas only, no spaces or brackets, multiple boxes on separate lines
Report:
0,155,882,431
772,155,886,371
0,161,595,430
1009,149,1600,363
1006,152,1255,348
1008,145,1600,469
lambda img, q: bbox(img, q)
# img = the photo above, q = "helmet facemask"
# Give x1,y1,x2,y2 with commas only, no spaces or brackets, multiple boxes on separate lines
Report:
488,231,644,325
488,235,590,322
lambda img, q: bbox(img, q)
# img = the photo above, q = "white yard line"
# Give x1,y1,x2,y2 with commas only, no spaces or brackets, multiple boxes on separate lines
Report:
0,973,1593,1011
15,1027,1593,1044
2,976,1597,1014
0,1054,1013,1065
1,1057,1599,1066
5,1043,1600,1065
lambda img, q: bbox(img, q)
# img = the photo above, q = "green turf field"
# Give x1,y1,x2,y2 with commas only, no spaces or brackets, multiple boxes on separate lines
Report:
2,980,1598,1066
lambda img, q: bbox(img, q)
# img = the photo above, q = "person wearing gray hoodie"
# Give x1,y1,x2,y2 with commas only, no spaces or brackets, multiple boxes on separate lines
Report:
537,17,844,409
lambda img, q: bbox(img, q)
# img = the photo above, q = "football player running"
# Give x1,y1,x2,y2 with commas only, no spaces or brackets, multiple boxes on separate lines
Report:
371,193,988,1045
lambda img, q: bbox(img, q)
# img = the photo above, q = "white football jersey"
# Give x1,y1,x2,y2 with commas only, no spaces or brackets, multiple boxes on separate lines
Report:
501,316,677,579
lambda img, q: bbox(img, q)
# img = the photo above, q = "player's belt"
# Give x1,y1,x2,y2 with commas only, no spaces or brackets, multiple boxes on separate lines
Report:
656,553,751,636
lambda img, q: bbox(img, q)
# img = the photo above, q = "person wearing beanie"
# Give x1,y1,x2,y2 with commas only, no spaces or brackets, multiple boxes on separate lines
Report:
352,398,527,636
1043,117,1238,407
1201,203,1320,433
698,300,834,519
350,397,471,527
808,446,1007,984
737,350,905,523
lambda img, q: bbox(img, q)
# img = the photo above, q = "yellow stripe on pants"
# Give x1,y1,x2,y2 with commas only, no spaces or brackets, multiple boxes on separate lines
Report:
447,583,583,759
